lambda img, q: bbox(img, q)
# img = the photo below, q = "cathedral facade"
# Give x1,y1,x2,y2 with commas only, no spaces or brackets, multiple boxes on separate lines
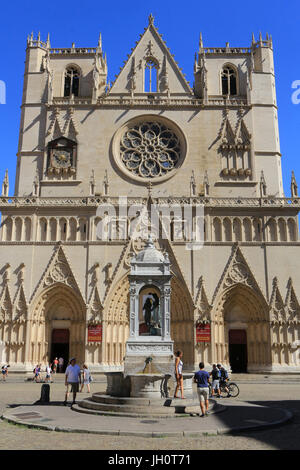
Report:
0,16,299,373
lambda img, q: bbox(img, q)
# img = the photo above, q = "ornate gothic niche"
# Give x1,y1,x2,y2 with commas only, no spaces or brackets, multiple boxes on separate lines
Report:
87,285,103,325
143,40,160,93
285,278,300,322
195,276,212,324
46,137,77,179
112,114,187,183
269,277,286,325
0,284,13,323
13,284,28,323
219,113,252,179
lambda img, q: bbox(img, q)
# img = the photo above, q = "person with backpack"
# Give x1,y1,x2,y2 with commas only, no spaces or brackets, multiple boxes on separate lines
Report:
217,363,231,397
210,363,221,398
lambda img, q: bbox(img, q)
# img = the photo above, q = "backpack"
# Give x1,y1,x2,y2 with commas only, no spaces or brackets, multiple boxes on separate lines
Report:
212,368,221,380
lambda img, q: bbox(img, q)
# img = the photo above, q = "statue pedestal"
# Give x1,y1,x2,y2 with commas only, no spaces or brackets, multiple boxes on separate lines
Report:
104,371,194,399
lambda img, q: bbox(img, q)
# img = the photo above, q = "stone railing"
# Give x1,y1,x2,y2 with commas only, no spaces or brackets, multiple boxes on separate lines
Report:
203,47,251,54
50,47,97,55
51,96,250,108
0,196,299,209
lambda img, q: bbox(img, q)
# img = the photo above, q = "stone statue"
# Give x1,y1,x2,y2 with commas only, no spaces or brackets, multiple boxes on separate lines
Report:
150,293,160,326
143,297,152,327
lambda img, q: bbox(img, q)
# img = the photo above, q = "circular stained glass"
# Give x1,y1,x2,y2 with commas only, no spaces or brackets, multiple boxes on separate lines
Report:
119,122,181,179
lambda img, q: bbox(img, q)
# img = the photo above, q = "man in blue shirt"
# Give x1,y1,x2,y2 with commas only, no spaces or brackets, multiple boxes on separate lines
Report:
194,362,210,417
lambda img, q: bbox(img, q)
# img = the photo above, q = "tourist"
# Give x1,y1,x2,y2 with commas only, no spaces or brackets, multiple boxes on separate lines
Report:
58,356,64,373
52,357,58,374
45,363,52,383
1,364,9,381
80,364,92,393
194,362,210,417
210,363,221,398
33,364,41,382
174,350,185,399
64,357,81,406
217,364,231,397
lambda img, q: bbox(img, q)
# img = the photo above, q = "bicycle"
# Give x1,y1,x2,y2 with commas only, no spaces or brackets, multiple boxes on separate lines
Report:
209,380,239,398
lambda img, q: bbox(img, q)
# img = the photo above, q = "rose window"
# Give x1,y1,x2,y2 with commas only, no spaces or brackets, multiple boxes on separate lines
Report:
120,122,181,178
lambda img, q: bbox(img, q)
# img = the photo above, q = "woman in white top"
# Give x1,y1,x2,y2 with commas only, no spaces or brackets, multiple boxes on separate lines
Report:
174,350,185,399
80,364,91,393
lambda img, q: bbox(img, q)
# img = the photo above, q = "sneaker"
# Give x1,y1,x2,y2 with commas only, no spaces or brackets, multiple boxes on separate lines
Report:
227,394,232,397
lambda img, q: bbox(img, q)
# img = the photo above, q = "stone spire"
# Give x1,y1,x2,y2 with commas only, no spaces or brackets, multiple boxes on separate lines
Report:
92,34,107,101
148,13,154,26
90,170,96,196
203,170,210,196
32,168,40,197
103,170,109,195
199,32,203,51
190,171,196,197
160,55,170,94
291,171,298,197
260,170,267,197
1,169,9,196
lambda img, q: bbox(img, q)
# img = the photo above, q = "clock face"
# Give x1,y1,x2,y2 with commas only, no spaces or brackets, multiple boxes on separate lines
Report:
52,149,71,168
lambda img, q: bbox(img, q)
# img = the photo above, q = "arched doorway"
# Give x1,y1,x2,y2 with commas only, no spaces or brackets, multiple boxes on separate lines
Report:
51,328,70,372
229,329,247,373
213,284,271,373
30,285,86,366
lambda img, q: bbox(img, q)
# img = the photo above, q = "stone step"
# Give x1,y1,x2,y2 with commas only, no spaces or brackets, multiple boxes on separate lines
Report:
91,393,194,406
73,397,223,418
74,394,222,418
79,398,176,414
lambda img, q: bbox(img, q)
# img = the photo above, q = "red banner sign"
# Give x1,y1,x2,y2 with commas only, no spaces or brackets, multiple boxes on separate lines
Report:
196,323,211,343
88,325,102,342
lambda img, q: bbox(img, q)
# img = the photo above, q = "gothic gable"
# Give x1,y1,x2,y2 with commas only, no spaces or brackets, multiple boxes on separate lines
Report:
30,245,85,304
109,15,192,96
212,244,266,305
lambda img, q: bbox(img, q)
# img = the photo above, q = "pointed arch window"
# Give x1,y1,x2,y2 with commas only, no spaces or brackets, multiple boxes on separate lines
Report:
64,66,80,97
221,66,237,96
144,58,158,93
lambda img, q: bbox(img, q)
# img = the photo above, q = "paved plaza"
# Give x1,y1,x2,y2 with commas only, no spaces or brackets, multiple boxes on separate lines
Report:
0,374,299,450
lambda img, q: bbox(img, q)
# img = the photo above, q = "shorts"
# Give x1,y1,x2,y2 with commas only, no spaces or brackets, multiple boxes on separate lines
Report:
68,382,79,393
197,387,209,403
212,380,220,390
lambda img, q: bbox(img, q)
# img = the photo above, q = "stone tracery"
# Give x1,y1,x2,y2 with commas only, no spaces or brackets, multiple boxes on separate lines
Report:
120,121,181,178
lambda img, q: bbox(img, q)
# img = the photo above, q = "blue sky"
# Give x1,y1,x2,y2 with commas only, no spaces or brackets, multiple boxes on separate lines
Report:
0,0,299,197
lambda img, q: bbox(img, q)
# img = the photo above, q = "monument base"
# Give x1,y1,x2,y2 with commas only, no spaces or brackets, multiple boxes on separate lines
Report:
105,370,194,399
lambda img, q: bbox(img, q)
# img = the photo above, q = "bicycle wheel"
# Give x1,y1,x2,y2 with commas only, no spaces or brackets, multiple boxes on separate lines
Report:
228,382,239,397
219,383,227,397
